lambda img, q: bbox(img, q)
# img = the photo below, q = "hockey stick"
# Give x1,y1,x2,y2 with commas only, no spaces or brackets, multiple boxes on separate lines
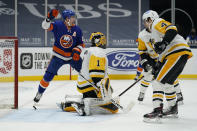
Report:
79,73,143,113
78,73,125,110
118,76,144,97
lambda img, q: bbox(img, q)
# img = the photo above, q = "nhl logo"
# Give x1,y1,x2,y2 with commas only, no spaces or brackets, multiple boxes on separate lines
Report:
60,35,73,48
20,53,33,69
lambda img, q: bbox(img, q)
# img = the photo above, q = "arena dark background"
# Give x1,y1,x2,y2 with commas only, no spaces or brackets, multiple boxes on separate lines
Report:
150,0,197,38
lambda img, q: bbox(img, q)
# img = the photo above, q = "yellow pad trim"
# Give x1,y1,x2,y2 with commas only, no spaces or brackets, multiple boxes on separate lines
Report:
78,79,93,85
165,94,176,99
64,107,76,112
141,80,150,86
77,86,95,93
152,94,164,98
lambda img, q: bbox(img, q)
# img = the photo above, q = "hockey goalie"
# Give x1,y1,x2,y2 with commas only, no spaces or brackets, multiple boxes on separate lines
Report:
59,32,119,116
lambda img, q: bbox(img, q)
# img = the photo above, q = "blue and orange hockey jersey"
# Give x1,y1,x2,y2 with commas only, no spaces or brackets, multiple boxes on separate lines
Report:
48,20,85,61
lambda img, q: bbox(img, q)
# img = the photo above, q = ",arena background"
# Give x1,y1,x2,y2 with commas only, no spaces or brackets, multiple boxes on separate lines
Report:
0,0,197,80
0,0,148,48
15,48,197,81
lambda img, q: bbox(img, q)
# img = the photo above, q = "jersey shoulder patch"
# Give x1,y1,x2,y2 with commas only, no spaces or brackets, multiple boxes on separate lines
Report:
153,18,171,34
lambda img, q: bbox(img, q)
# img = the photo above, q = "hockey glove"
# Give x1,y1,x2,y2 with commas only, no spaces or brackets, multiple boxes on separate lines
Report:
154,41,168,54
141,59,152,72
47,9,59,21
71,47,81,61
70,58,82,72
70,47,82,72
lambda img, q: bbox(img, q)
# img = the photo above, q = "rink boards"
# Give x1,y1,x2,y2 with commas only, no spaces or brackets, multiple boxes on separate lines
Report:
1,48,197,82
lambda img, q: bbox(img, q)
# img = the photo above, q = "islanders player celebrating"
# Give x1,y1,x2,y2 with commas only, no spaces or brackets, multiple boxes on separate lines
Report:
33,9,85,105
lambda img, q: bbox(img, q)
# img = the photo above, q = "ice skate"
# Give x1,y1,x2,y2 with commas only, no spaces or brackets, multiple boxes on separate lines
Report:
33,92,43,103
143,104,163,123
163,103,178,118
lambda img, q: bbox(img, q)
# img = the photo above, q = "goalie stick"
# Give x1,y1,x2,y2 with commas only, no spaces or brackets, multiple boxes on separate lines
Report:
79,73,144,113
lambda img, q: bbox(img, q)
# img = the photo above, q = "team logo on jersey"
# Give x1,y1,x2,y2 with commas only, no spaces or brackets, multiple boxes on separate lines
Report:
60,35,73,48
107,50,139,71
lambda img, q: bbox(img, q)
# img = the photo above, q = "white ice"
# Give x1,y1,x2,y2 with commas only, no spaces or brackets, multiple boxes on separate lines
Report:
0,79,197,131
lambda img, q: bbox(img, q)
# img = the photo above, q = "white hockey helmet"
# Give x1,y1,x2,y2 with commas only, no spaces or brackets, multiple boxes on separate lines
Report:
142,10,159,21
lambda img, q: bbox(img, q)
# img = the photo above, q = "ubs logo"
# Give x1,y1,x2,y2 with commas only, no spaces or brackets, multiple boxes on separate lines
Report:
60,35,73,48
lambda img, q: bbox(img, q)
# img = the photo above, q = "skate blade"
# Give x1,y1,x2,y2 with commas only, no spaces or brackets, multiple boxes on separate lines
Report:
143,117,162,124
162,114,179,119
33,102,38,110
138,101,143,104
123,101,135,113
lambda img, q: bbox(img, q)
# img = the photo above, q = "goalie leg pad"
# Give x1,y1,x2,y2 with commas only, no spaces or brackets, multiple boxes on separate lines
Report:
61,95,83,112
83,97,119,115
96,77,113,100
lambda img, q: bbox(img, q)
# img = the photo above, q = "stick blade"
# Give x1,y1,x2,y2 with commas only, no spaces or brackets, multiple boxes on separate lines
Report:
122,101,135,113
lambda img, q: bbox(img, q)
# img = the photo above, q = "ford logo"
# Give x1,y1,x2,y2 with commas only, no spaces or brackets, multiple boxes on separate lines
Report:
107,50,139,71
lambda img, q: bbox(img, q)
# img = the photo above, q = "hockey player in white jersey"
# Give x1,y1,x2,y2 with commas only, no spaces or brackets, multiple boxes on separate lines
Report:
137,26,184,104
141,10,193,122
59,32,119,115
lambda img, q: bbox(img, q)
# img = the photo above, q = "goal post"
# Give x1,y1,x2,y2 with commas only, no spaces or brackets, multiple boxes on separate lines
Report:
0,37,18,109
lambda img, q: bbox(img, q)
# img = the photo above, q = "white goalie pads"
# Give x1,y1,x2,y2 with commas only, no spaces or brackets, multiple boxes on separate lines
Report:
83,97,119,115
64,95,83,104
63,95,119,115
96,77,113,101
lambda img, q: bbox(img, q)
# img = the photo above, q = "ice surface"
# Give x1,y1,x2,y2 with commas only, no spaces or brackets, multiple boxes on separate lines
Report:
0,80,197,131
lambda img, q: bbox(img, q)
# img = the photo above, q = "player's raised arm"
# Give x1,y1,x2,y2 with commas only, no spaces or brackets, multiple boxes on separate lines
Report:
42,9,59,31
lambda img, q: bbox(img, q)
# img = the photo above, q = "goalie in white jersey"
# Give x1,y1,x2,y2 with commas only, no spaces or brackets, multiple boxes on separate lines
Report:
59,32,118,116
141,10,193,122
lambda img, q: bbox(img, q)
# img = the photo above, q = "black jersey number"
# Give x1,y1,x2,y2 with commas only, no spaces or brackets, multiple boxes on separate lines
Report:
161,22,167,27
97,60,100,67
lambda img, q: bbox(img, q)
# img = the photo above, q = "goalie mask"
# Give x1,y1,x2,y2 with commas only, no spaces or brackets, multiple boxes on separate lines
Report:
90,32,107,49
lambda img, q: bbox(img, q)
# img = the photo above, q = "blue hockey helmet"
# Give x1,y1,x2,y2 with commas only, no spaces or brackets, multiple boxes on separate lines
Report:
62,10,76,20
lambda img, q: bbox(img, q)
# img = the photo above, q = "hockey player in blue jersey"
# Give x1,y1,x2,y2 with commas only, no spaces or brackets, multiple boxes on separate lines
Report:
33,9,85,104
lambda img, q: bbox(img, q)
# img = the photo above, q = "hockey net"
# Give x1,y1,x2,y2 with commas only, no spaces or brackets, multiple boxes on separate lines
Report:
0,37,18,109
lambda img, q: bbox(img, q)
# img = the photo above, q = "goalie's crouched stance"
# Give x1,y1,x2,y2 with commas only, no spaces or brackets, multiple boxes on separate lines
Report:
59,32,118,116
60,77,118,116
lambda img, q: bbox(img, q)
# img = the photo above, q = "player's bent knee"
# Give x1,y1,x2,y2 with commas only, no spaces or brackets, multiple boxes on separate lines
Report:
43,71,55,82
